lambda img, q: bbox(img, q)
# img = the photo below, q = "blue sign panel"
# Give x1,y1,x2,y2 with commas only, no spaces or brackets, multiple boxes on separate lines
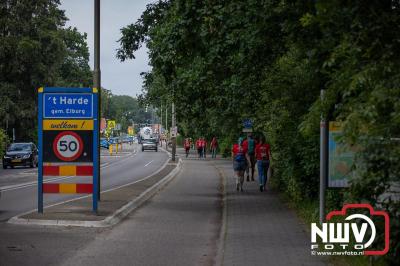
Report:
243,119,253,129
38,87,99,213
43,93,93,118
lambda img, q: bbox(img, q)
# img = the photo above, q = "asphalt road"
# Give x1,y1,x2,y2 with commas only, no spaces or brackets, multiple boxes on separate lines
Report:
0,143,168,222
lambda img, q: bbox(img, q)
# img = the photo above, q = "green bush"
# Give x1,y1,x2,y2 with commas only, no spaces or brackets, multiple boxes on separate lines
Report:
218,137,234,158
0,129,9,159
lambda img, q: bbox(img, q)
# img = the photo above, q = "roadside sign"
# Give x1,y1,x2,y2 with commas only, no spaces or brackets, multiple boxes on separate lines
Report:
128,126,134,135
115,123,121,131
100,118,107,133
42,130,93,162
243,119,253,129
107,120,116,129
43,93,93,118
43,119,93,130
38,87,99,213
53,131,84,161
170,126,177,137
328,122,354,188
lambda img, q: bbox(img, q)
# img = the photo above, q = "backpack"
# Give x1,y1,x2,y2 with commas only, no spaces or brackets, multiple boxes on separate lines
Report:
248,138,255,154
234,145,245,162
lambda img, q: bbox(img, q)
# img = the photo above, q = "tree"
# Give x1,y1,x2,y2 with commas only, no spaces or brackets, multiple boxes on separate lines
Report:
118,1,399,261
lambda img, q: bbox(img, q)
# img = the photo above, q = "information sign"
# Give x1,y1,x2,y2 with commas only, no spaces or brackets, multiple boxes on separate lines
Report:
38,87,99,213
43,93,93,118
328,122,354,188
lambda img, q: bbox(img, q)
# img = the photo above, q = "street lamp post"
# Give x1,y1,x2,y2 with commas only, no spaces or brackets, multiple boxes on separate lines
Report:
94,0,101,203
172,102,176,162
319,89,328,224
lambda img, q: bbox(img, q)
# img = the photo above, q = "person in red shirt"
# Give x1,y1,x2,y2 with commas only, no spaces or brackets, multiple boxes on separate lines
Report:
232,137,248,192
255,136,272,192
210,137,218,158
201,138,207,158
242,134,256,182
184,138,191,157
196,138,202,158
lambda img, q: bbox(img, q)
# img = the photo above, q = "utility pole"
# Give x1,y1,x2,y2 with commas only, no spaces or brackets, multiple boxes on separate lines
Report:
94,0,101,202
171,102,176,161
165,105,168,149
319,89,328,224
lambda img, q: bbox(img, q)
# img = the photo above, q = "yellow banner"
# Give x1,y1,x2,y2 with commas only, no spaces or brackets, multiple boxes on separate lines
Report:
43,120,93,130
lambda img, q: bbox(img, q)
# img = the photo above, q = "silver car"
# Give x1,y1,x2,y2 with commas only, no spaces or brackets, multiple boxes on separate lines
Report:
141,138,158,152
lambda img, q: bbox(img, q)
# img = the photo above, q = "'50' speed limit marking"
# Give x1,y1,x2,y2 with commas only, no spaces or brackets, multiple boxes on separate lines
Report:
53,131,84,161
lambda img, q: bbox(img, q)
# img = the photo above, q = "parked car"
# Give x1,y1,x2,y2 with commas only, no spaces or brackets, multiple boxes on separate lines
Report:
141,138,158,152
2,142,38,169
109,137,122,145
100,138,110,149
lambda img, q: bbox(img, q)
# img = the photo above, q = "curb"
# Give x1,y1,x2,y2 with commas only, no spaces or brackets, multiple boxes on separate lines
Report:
214,164,228,266
8,158,182,228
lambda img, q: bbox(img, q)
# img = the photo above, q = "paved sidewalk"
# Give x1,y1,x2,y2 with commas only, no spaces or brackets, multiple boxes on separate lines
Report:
212,160,326,266
173,147,326,265
60,159,223,266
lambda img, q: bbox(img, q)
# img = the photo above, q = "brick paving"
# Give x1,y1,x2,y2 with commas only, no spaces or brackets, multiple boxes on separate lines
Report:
212,160,327,266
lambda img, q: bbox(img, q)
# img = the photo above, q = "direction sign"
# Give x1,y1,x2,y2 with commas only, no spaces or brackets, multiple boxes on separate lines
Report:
53,131,84,161
243,119,253,129
43,93,93,118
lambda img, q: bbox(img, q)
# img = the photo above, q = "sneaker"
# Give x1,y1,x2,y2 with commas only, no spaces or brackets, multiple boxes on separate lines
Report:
240,187,244,192
259,185,263,192
246,176,250,182
236,183,240,191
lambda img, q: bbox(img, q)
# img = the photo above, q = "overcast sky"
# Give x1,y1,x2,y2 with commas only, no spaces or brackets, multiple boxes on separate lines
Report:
60,0,153,97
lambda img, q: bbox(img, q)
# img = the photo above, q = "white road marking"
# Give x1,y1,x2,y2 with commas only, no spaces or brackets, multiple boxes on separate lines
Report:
1,161,112,192
144,160,154,167
6,148,170,216
0,149,138,192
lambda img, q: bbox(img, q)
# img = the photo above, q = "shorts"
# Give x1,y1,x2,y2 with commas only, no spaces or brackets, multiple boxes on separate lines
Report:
233,160,247,171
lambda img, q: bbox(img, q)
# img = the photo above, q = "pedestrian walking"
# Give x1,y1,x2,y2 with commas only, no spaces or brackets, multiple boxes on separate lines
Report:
184,138,191,157
196,138,202,158
232,137,247,192
255,136,271,191
210,137,218,158
201,137,207,158
243,133,256,181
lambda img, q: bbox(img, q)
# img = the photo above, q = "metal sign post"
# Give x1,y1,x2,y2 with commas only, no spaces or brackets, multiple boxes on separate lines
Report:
37,87,99,213
319,90,328,224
